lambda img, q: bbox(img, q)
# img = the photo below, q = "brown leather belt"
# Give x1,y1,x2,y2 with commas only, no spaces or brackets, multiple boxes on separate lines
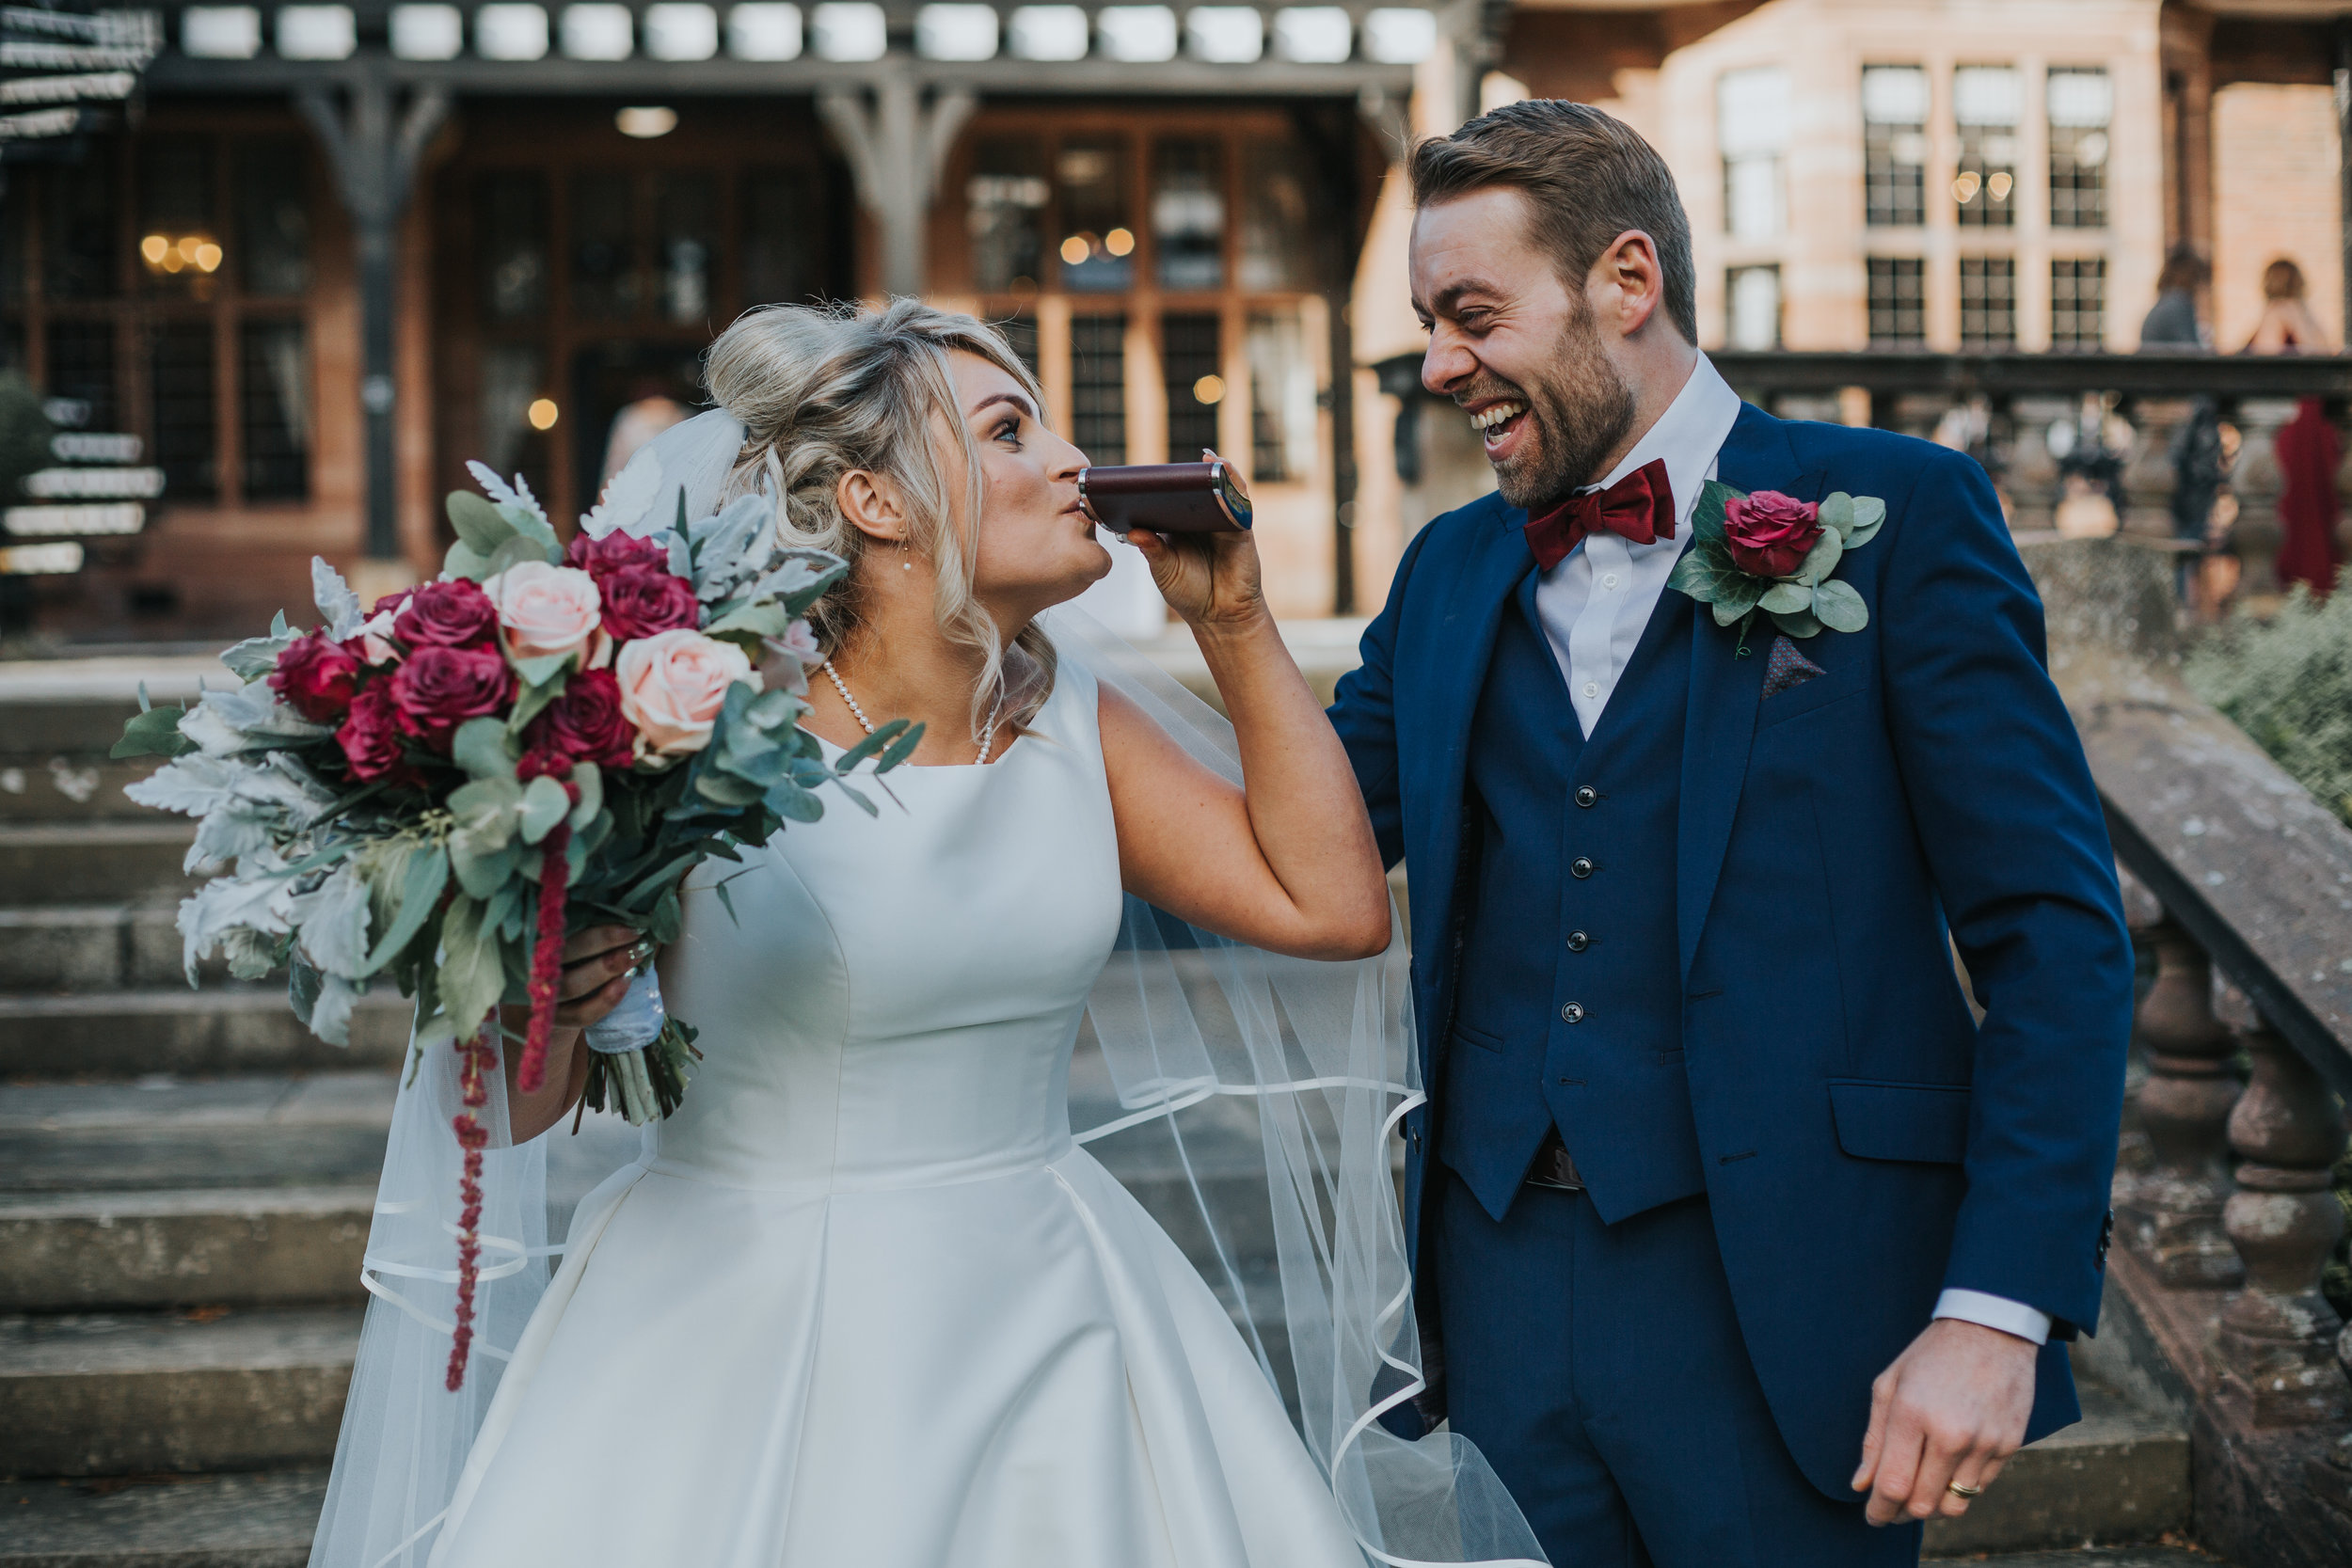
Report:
1525,1130,1586,1192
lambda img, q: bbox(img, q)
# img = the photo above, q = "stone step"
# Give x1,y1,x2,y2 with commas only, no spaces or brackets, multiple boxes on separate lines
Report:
1932,1551,2222,1566
0,989,410,1077
0,1188,375,1312
0,1073,397,1194
0,1307,361,1477
0,824,196,908
1919,1380,2189,1556
0,906,209,992
0,1469,326,1568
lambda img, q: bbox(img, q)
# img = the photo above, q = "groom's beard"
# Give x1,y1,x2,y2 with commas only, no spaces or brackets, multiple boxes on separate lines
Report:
1469,310,1638,510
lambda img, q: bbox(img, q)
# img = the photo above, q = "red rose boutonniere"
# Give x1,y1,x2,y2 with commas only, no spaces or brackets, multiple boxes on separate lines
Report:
1665,482,1886,653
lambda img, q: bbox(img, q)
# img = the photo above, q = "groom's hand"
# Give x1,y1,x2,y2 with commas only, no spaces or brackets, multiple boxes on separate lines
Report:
1851,1318,2038,1526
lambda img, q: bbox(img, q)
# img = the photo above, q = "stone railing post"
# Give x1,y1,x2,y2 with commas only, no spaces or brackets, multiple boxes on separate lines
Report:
2116,918,2245,1286
2215,1022,2350,1427
2120,398,2188,542
2226,398,2298,595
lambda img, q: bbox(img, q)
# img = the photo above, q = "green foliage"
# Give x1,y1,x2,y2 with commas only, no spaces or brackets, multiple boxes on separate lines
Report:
2185,585,2352,827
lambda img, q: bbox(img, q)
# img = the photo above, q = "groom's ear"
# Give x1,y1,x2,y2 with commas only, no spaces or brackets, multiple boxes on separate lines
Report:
1589,229,1669,342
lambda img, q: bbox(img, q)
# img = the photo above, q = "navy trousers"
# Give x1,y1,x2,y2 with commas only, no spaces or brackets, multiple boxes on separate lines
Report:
1433,1170,1924,1568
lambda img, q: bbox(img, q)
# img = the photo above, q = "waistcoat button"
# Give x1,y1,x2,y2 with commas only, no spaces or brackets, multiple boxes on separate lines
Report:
1565,930,1590,952
1574,785,1598,808
1570,856,1596,879
1561,1002,1585,1023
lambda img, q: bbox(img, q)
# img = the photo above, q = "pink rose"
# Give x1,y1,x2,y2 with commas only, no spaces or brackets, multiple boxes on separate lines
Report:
483,562,610,668
614,628,753,757
399,578,498,650
599,565,702,643
1722,490,1823,579
269,629,362,721
389,644,515,749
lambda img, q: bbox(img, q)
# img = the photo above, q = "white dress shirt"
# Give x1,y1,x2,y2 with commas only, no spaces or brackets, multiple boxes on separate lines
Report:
1530,353,2053,1349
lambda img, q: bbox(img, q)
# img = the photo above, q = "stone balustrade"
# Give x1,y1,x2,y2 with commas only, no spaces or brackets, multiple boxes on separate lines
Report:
2020,533,2352,1566
1711,352,2352,600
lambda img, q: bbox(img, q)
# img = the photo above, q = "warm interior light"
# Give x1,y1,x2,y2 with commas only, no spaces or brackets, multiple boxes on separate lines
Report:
1952,171,1982,203
194,242,224,273
616,105,678,138
528,398,560,431
1192,373,1226,405
1104,227,1135,258
1059,234,1092,266
139,234,169,265
1985,171,2013,201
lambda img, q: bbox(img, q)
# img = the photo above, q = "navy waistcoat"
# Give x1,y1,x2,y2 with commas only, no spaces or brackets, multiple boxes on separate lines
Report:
1440,567,1708,1225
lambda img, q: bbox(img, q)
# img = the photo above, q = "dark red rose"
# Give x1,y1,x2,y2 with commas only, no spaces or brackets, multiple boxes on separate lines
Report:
269,629,362,721
1722,490,1823,579
598,566,701,642
389,644,514,748
566,531,668,581
368,587,413,620
336,682,413,782
399,578,499,649
518,669,636,780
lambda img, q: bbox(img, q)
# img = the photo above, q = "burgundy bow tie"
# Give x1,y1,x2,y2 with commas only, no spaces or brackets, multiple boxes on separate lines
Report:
1523,458,1676,571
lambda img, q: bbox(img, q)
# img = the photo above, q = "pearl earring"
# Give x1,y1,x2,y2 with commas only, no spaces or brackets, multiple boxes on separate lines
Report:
899,534,913,571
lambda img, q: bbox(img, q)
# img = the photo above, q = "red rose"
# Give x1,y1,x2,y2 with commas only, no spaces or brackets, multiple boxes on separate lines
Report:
400,578,499,649
336,681,413,782
269,628,362,721
517,668,636,780
567,531,668,581
1722,490,1823,579
598,565,701,642
389,644,514,749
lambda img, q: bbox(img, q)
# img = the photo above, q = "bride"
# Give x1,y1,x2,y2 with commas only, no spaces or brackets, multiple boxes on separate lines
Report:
310,300,1544,1568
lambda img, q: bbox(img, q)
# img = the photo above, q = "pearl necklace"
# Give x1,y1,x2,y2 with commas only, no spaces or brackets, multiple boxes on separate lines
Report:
820,658,1003,766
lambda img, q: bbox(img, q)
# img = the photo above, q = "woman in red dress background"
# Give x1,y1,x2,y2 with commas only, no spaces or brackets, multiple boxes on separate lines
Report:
2247,258,2343,596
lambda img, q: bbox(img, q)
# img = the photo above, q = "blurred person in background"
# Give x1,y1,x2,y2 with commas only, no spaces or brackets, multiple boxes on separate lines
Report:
599,378,692,483
2244,258,2341,597
2137,249,2223,609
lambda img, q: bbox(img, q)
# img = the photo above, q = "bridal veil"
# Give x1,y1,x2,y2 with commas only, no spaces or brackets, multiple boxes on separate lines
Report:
308,407,1547,1568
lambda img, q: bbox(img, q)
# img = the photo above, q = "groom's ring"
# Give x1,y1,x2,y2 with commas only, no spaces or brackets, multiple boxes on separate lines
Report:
1946,1481,1983,1499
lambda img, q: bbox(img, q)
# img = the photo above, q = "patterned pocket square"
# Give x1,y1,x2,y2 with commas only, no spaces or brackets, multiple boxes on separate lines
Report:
1761,635,1827,700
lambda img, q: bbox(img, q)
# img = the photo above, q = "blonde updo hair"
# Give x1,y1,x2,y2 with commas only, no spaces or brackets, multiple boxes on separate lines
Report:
704,298,1057,738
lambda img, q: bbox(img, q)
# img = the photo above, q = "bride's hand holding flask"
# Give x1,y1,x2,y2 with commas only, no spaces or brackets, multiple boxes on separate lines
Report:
1090,451,1266,633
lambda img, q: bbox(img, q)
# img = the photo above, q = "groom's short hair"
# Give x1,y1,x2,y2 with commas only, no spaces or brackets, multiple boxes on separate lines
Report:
1410,101,1698,345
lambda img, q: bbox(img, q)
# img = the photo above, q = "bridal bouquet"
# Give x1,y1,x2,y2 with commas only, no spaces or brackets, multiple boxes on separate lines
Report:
114,464,914,1382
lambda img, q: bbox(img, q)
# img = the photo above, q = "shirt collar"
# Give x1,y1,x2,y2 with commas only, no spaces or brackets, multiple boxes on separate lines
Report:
1583,353,1743,533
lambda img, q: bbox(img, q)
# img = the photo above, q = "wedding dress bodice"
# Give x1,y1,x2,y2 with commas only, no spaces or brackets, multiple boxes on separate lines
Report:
651,669,1124,1196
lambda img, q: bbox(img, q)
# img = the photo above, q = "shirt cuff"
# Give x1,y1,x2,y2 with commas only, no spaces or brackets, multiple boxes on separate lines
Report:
1933,1289,2052,1346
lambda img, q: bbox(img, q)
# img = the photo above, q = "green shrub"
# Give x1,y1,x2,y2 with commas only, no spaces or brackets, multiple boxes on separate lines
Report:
2185,583,2352,828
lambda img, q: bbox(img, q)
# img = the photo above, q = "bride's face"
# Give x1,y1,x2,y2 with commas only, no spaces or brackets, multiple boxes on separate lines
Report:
941,350,1110,620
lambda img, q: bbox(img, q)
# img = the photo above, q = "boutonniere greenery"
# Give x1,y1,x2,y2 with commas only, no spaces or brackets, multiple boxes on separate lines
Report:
1667,483,1885,654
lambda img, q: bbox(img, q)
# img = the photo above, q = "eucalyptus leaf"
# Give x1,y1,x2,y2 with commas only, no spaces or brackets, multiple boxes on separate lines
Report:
1793,526,1844,587
835,716,911,771
568,762,603,832
518,774,572,844
444,541,494,582
449,835,518,900
505,676,564,736
1758,580,1813,615
1769,607,1824,639
485,532,552,578
879,723,926,770
1664,540,1746,604
695,770,767,807
114,702,193,760
447,491,519,553
509,650,573,689
1818,493,1855,538
1812,577,1869,633
650,886,683,944
765,777,826,823
437,894,508,1042
704,600,792,642
453,717,516,782
360,843,450,975
1848,494,1886,533
1844,509,1885,551
1692,480,1740,545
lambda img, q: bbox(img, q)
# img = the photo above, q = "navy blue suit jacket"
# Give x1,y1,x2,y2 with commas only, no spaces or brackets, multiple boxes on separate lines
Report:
1328,404,2133,1497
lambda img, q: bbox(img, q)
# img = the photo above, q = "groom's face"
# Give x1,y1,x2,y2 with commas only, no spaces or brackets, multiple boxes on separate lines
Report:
1409,187,1635,508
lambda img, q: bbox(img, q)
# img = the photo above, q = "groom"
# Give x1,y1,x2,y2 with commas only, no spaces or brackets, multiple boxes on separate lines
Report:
1329,103,2132,1565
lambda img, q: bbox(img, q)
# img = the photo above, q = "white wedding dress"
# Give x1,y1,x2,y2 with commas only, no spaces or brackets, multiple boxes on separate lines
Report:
427,657,1367,1567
